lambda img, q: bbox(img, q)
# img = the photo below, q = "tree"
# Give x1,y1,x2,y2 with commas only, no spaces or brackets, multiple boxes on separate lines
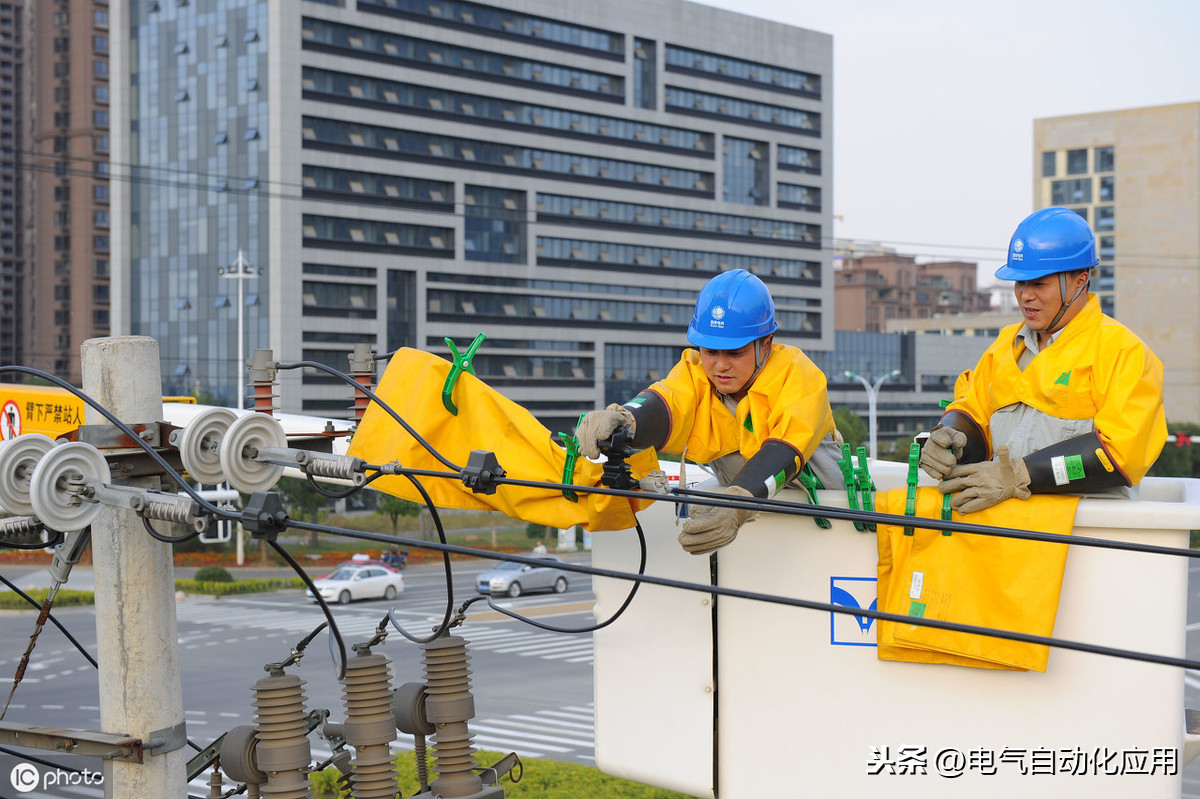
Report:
376,493,421,535
832,406,868,453
1148,422,1200,479
274,476,330,547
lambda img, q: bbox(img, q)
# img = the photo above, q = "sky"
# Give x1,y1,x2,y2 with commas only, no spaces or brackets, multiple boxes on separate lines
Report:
696,0,1200,283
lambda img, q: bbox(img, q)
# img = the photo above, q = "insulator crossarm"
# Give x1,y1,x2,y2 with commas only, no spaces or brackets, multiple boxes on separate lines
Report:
0,515,45,540
86,484,209,532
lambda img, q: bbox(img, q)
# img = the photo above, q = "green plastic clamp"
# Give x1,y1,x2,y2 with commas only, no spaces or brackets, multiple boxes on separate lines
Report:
796,467,832,529
903,441,920,536
442,333,487,415
939,399,952,408
853,445,876,532
557,415,584,502
941,491,954,536
837,444,867,532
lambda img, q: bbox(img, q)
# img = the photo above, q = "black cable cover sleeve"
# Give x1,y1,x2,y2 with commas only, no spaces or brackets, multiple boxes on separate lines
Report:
935,410,991,464
624,390,670,451
1023,431,1131,493
730,439,803,499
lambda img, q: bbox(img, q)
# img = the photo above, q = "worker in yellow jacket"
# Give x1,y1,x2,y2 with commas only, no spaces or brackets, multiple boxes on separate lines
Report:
576,269,841,555
920,207,1166,512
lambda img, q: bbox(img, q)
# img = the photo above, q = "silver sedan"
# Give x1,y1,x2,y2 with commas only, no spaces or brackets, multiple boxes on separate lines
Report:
476,555,570,598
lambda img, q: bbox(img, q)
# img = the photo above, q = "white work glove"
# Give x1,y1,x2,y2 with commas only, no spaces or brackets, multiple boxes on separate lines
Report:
919,426,967,481
678,485,757,555
576,404,635,459
939,446,1031,514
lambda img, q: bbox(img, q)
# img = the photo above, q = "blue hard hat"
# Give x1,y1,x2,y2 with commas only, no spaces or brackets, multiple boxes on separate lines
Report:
994,207,1099,280
687,269,778,349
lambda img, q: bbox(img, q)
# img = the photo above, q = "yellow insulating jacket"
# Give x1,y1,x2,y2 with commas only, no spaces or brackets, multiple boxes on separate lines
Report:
947,295,1166,484
645,342,835,468
346,349,659,531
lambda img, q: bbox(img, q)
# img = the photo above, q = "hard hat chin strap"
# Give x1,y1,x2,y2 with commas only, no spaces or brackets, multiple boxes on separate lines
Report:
1045,271,1089,333
746,336,772,390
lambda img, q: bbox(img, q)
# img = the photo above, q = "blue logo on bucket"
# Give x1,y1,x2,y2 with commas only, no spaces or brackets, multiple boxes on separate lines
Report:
830,576,877,647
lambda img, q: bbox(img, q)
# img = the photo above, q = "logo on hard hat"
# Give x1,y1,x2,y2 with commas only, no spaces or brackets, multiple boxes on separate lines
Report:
1011,238,1024,261
710,305,725,329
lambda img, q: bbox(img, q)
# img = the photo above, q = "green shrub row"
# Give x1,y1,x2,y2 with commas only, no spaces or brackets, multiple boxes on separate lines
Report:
309,749,691,799
0,588,96,610
0,578,306,608
175,577,305,596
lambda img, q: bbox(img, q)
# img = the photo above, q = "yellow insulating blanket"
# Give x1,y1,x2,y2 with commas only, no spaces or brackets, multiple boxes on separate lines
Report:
875,488,1080,672
347,348,660,531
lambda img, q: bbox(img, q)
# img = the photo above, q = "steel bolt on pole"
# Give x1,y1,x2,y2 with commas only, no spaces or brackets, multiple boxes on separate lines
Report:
844,369,901,460
83,336,187,797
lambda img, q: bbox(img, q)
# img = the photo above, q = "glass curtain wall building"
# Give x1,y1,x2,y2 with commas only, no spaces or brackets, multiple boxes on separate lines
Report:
112,0,833,431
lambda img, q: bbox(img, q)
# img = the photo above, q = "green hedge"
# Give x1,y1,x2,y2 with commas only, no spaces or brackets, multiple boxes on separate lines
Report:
0,578,306,608
0,588,96,610
175,577,305,596
309,750,691,799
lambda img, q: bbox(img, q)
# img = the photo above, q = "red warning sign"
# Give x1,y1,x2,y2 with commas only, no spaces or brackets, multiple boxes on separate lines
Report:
1,400,20,440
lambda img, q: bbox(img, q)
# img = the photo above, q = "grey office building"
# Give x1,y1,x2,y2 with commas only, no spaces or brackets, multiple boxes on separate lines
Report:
111,0,833,432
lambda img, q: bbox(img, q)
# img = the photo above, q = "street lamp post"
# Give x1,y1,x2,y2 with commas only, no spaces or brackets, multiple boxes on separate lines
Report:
843,369,901,460
218,250,258,567
218,249,259,410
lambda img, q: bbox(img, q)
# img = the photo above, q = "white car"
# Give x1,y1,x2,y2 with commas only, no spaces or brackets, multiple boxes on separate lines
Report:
308,562,405,604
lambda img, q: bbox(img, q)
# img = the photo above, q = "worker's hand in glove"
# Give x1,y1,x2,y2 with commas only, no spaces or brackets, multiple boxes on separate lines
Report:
678,485,758,555
576,404,636,459
939,445,1031,514
919,425,967,481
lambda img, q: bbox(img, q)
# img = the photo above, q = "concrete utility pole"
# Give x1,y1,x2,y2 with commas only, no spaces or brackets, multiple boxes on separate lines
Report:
83,337,187,797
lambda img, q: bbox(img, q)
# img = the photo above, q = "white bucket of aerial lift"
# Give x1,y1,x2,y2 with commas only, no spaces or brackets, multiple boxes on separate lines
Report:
591,462,1200,799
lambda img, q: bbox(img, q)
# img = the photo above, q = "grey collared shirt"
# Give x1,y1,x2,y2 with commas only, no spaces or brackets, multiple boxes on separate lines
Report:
988,324,1127,498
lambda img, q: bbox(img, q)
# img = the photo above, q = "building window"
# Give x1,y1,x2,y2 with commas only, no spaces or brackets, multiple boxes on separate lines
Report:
464,186,525,263
94,309,109,327
94,210,110,228
94,110,109,128
723,137,767,206
93,234,110,252
777,183,821,212
93,35,108,53
633,38,655,110
1095,206,1114,231
1066,148,1088,175
1051,178,1091,205
300,66,710,153
1099,175,1114,202
1095,146,1114,173
1041,151,1056,177
94,135,109,153
666,86,818,135
1099,236,1114,261
174,89,189,102
94,184,109,202
778,145,821,175
94,85,109,104
94,60,109,78
94,10,109,27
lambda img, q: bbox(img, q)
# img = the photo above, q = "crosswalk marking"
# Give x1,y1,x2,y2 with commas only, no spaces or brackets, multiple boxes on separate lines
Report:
174,600,596,664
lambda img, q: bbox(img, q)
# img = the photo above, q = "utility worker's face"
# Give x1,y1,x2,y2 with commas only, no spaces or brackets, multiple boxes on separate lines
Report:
1014,271,1089,333
699,344,758,397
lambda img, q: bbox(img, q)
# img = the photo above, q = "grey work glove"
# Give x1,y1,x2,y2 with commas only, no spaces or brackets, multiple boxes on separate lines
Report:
678,485,758,555
919,425,967,481
576,404,636,459
939,445,1031,514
